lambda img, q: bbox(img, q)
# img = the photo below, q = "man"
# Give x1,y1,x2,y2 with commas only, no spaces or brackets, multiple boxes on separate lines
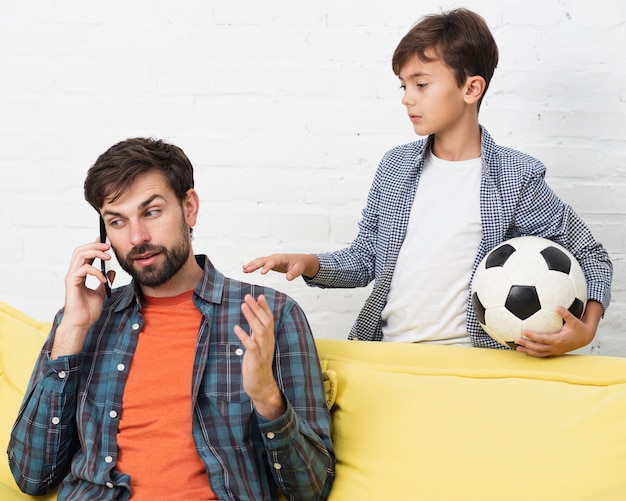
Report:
8,138,335,500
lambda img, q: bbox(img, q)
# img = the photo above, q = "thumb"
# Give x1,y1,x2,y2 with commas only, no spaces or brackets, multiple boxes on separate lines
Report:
557,305,576,324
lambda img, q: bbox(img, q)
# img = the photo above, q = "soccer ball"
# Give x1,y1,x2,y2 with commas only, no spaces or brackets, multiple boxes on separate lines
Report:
471,236,587,349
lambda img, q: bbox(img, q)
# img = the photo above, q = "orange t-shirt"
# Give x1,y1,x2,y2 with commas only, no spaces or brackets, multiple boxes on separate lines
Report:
116,291,218,500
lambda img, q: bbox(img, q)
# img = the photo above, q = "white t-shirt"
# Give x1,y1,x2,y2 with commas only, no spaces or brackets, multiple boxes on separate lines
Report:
381,151,482,345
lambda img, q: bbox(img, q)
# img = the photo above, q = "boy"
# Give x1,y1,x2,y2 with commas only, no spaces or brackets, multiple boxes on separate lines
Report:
243,8,612,357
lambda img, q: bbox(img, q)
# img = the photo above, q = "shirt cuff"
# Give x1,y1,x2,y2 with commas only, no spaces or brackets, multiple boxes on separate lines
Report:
256,399,299,449
303,253,334,288
40,353,81,392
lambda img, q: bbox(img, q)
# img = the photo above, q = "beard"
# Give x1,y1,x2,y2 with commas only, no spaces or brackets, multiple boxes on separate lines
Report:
115,222,192,288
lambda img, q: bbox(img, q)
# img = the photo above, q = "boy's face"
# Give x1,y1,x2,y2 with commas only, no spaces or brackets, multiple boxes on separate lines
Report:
398,52,472,138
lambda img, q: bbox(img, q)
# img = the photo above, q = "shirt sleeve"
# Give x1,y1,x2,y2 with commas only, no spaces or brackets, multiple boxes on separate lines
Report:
261,298,335,500
304,156,387,290
7,323,81,496
512,162,613,313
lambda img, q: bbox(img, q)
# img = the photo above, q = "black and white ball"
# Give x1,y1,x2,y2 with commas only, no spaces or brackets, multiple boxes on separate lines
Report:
471,236,587,349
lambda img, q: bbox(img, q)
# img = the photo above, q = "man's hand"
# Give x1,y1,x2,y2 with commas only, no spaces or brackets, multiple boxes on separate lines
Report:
51,239,115,359
514,300,603,358
242,254,320,281
234,294,286,420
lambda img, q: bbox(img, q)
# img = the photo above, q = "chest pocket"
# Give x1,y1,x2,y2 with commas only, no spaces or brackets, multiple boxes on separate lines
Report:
205,342,250,403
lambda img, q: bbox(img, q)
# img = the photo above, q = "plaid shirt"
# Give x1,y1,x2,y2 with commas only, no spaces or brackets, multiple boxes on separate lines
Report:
8,255,335,500
307,127,613,348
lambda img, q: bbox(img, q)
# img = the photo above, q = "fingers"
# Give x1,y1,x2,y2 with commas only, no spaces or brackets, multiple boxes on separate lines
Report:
515,327,567,358
242,255,302,279
514,304,586,358
71,239,111,268
557,305,576,325
242,257,277,275
234,294,274,349
241,294,273,334
59,240,113,336
514,334,555,358
284,263,305,281
65,240,112,294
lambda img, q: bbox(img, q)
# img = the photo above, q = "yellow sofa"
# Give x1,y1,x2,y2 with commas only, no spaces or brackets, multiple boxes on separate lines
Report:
2,301,626,500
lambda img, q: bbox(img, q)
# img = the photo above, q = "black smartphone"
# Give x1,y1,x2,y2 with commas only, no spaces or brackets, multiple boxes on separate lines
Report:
99,216,112,298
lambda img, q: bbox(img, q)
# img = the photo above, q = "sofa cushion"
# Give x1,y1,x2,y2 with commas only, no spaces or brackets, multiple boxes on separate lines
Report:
0,302,56,500
315,338,626,501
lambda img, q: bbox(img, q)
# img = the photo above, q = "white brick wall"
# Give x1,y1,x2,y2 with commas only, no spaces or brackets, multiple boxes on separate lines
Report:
1,0,624,355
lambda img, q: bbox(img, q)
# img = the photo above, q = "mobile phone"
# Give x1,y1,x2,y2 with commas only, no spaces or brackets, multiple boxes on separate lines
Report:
99,216,112,298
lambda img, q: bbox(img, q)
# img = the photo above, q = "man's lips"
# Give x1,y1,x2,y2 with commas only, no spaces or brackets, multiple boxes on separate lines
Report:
132,252,161,266
409,114,421,122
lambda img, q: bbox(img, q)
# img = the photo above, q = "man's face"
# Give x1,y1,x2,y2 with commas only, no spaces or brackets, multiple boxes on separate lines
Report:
115,219,190,288
100,172,195,290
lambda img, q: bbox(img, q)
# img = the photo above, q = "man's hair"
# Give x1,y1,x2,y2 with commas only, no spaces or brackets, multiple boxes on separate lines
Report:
391,8,499,109
84,137,194,211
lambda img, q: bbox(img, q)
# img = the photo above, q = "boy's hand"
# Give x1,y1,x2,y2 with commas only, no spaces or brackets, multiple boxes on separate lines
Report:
242,253,320,281
514,300,603,358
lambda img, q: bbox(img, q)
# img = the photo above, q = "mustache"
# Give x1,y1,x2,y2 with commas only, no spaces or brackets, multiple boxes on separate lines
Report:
126,244,166,259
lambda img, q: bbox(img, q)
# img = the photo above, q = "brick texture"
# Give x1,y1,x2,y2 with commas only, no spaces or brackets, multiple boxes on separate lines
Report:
1,1,624,355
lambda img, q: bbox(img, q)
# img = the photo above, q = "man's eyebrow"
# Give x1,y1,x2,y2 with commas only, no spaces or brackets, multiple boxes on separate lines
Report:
138,194,166,210
101,194,166,218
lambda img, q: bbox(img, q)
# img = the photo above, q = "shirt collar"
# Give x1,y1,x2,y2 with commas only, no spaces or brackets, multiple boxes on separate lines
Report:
192,254,224,305
113,254,224,313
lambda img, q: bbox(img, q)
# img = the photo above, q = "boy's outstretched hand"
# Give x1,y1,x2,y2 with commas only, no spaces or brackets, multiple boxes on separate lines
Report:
514,300,603,358
242,253,320,281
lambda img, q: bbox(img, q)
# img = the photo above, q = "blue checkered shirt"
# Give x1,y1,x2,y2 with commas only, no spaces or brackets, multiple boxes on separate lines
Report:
8,255,335,500
306,127,613,348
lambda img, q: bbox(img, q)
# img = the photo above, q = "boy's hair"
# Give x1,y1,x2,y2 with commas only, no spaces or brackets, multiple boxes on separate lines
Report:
84,137,194,211
392,8,499,109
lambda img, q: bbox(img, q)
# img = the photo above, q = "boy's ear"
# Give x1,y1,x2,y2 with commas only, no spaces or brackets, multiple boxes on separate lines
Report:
464,75,486,105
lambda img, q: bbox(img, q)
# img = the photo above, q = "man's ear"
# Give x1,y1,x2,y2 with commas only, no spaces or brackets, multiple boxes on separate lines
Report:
183,188,200,228
464,75,486,105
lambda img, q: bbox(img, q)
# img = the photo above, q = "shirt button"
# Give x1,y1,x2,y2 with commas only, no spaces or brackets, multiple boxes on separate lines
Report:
105,482,114,488
109,410,118,419
273,463,282,470
132,323,140,331
235,348,243,356
52,417,60,425
58,370,67,379
266,432,275,439
117,364,125,372
105,456,113,464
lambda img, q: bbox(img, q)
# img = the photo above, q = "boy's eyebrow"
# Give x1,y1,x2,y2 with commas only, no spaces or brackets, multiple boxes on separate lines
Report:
101,194,166,218
399,72,431,81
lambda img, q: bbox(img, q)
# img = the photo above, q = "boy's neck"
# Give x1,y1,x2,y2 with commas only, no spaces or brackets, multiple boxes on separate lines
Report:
431,121,482,161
